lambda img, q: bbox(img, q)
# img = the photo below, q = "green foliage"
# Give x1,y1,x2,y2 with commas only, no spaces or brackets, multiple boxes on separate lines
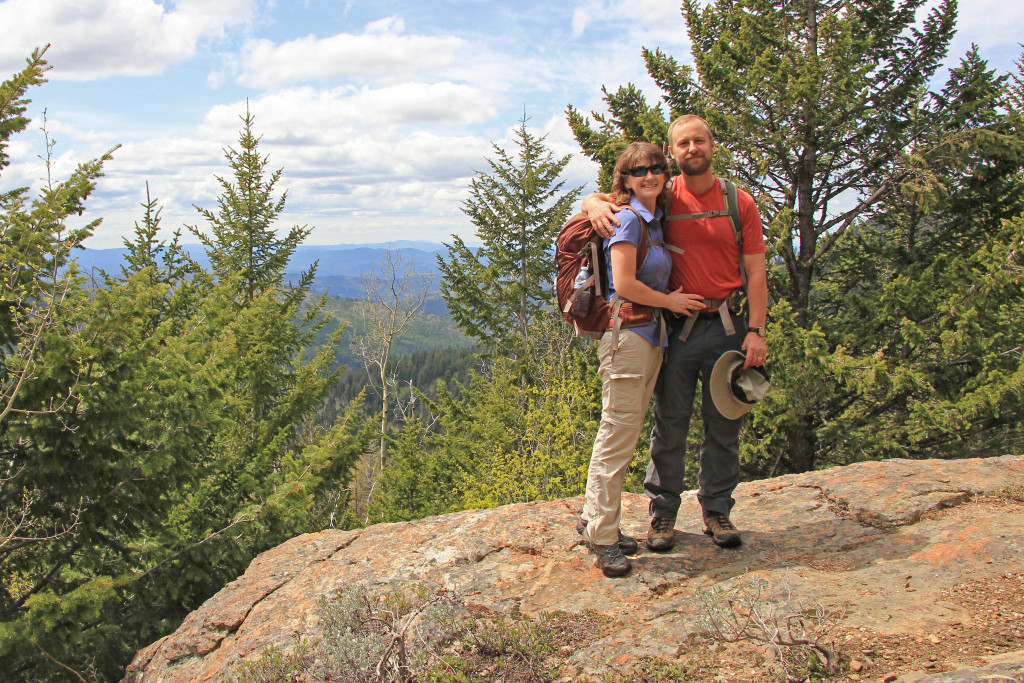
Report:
1,54,371,680
364,416,449,522
807,47,1024,464
365,316,614,524
0,48,49,174
460,334,603,508
438,113,582,364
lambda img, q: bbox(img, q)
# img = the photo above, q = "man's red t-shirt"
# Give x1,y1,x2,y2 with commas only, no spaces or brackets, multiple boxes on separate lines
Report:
665,176,765,299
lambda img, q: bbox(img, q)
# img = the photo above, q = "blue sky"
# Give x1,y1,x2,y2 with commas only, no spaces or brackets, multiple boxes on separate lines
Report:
2,0,1022,248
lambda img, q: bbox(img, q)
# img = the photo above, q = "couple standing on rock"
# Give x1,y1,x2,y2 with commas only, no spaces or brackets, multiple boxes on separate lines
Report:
577,114,771,577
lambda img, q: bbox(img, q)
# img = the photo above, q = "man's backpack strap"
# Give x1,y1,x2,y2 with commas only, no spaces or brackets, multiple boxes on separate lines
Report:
720,178,747,290
666,176,747,337
665,178,742,265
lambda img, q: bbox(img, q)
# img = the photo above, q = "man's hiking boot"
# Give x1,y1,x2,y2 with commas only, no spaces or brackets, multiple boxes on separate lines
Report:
703,511,742,547
645,515,676,552
575,517,639,555
585,540,632,577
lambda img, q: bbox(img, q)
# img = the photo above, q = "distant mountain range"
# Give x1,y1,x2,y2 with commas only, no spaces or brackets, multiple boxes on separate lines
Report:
77,241,453,304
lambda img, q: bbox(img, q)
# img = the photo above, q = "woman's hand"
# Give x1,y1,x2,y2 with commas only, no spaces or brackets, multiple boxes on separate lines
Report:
662,289,706,316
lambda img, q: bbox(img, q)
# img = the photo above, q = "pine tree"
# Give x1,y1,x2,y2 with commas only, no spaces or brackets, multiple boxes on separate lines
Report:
190,105,311,304
0,49,141,678
161,109,351,606
438,114,582,363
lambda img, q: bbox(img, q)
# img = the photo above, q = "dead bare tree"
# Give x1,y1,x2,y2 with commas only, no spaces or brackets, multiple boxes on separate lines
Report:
350,248,430,521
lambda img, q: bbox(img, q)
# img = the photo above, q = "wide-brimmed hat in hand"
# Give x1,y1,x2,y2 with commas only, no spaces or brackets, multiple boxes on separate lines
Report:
710,350,770,420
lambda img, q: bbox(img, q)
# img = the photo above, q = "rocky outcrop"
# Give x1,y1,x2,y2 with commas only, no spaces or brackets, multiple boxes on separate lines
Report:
124,455,1024,682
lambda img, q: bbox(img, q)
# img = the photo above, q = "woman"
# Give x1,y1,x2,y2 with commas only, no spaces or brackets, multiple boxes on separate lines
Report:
579,142,704,577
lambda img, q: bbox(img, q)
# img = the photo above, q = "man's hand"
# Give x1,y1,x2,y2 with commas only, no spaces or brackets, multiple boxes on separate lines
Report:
581,192,621,238
741,331,767,368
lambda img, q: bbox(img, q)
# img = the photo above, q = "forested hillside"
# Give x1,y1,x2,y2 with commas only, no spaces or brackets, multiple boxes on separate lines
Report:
313,295,473,372
3,1,1024,680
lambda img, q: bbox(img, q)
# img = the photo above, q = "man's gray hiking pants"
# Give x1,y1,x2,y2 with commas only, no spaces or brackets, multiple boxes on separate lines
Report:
644,312,746,519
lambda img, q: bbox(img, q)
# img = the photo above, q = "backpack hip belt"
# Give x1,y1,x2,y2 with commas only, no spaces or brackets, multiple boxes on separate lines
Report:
676,297,740,342
607,295,667,357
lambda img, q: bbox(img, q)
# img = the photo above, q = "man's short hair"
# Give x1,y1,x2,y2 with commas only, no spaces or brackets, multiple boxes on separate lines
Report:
667,114,714,144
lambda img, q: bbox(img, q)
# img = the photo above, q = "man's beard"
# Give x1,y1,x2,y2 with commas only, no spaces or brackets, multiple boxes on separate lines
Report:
680,154,712,176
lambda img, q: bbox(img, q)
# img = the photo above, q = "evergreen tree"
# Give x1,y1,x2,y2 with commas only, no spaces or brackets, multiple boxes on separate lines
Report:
159,110,358,614
0,49,148,678
364,415,447,523
190,106,311,304
438,114,582,363
1,59,370,679
810,47,1024,462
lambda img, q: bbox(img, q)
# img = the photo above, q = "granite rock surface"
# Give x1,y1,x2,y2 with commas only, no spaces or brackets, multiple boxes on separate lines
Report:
123,455,1024,682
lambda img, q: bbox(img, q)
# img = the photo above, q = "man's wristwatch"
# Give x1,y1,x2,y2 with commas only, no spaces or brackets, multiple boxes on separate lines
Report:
747,326,765,336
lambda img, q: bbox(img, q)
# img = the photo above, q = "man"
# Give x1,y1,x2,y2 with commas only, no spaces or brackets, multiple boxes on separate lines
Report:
582,114,768,549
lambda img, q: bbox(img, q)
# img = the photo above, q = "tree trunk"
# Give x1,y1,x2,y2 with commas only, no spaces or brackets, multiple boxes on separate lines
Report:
789,417,817,473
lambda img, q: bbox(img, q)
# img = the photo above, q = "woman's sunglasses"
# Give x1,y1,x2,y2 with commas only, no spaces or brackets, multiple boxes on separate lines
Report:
624,164,668,177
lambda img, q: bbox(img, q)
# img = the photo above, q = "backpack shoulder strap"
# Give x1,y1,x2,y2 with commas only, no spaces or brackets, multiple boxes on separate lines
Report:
619,205,650,272
720,178,747,289
721,178,742,249
664,176,747,289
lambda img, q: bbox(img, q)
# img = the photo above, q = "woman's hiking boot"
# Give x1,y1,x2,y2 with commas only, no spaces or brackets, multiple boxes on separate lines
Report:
645,515,676,551
585,540,632,577
575,517,638,554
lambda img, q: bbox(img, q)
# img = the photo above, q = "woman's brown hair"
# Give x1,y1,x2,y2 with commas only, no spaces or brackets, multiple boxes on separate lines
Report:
610,141,672,208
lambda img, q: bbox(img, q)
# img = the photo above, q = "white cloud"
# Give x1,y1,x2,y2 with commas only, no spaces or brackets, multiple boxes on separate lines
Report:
571,3,597,37
197,82,499,146
6,1,699,248
571,0,688,46
0,0,256,79
941,0,1024,64
238,17,468,88
76,82,500,247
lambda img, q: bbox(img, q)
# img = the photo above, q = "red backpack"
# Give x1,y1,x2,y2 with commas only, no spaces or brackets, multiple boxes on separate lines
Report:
555,206,656,339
